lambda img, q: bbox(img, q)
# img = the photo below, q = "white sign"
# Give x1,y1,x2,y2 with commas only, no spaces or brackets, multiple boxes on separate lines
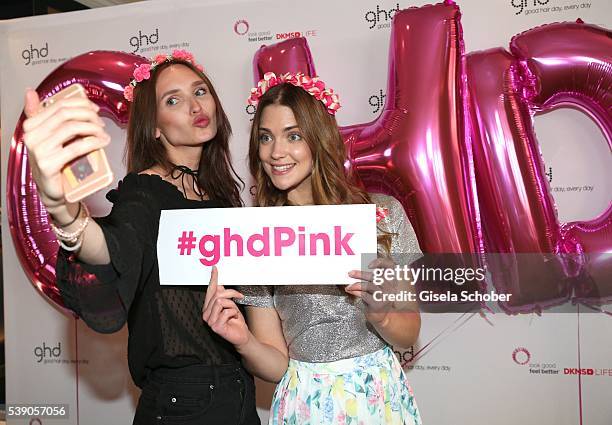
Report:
157,204,378,285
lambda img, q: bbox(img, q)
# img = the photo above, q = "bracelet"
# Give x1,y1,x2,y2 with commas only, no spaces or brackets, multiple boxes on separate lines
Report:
57,202,82,228
58,236,84,252
50,202,90,245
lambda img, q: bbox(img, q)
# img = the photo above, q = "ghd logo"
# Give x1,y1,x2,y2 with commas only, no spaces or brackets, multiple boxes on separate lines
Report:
34,342,61,363
511,0,550,15
129,28,159,53
22,43,48,65
365,3,401,29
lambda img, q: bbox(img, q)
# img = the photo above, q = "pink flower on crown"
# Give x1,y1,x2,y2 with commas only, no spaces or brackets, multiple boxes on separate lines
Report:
153,54,168,65
123,85,134,102
248,72,278,105
247,91,258,105
298,74,312,87
263,71,279,87
172,49,194,63
133,63,151,82
195,63,204,72
311,82,322,92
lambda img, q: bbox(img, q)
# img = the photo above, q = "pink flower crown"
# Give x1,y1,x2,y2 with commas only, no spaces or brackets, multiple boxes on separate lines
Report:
247,72,341,115
123,49,204,102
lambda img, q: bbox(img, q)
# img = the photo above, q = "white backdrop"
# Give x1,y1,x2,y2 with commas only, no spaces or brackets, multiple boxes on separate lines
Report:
1,0,611,424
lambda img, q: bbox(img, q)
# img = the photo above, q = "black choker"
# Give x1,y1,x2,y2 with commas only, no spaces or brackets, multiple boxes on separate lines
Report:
170,164,205,200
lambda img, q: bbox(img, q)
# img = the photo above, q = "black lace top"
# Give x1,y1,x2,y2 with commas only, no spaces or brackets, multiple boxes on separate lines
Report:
56,173,241,387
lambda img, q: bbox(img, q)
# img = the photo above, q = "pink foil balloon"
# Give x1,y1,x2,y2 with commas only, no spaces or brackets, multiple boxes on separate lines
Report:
252,3,482,255
466,48,559,255
466,49,572,312
466,22,611,312
563,206,612,305
510,22,612,305
7,50,146,312
253,37,317,84
510,21,611,141
343,3,481,255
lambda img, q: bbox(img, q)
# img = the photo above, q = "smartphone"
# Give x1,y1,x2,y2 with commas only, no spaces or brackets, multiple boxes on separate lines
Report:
41,83,114,203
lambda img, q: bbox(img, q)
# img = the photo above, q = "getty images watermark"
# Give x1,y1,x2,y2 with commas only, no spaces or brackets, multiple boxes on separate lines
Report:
361,252,608,313
359,253,513,311
369,261,510,304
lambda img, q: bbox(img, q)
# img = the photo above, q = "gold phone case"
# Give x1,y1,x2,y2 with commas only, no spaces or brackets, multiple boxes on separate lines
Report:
41,83,113,203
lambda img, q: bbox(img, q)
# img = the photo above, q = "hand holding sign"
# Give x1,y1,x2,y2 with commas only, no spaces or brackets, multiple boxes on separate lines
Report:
202,266,249,347
346,257,418,327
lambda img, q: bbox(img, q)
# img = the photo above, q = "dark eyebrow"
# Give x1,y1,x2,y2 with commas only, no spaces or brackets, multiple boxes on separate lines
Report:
258,125,300,132
159,80,206,100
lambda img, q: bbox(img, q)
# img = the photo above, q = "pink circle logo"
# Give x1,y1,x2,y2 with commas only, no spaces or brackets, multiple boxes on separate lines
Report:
234,20,249,35
512,347,531,365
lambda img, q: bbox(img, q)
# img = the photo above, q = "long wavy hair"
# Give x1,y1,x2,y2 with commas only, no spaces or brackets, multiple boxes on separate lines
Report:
248,83,371,206
126,60,243,207
248,83,391,251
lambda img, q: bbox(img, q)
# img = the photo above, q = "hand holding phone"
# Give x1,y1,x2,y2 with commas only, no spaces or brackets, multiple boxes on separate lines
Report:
40,83,114,202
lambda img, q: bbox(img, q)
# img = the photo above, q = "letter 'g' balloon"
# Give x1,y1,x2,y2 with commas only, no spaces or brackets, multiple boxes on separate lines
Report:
8,51,147,312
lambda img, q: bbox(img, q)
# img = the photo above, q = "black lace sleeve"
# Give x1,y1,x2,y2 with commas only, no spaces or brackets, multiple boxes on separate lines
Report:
56,174,162,333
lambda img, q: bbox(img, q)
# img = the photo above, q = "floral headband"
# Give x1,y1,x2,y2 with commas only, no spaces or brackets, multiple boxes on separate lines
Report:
247,72,341,115
123,49,204,102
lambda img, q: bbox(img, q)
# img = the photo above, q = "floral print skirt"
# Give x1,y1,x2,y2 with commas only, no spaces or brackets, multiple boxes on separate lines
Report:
269,346,422,425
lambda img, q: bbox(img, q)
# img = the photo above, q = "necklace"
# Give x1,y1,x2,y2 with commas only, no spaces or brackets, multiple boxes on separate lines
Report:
170,164,206,200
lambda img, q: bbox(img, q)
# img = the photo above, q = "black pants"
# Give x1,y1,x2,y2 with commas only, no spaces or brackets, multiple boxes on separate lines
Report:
133,364,261,425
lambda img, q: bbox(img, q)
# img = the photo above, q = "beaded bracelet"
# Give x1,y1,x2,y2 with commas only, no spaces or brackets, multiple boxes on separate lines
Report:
50,202,90,251
58,236,85,252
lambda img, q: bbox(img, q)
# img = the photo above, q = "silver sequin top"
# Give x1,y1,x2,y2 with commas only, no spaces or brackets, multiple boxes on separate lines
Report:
237,194,422,362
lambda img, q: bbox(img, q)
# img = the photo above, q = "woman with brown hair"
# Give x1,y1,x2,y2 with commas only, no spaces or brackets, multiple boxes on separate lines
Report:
203,73,423,424
22,50,260,425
